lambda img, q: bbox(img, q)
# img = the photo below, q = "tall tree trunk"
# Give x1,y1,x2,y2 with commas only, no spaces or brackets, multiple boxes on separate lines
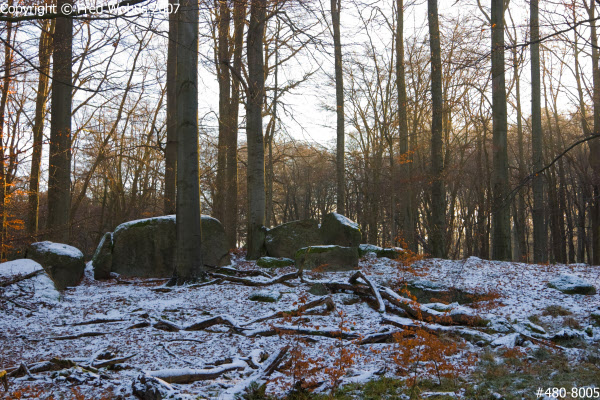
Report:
0,6,13,260
47,0,73,243
331,0,345,215
245,0,267,260
215,0,231,224
225,0,246,248
27,20,54,236
491,0,511,260
428,0,445,258
511,31,526,262
531,0,546,262
172,0,204,282
396,0,415,251
585,0,600,265
164,4,178,215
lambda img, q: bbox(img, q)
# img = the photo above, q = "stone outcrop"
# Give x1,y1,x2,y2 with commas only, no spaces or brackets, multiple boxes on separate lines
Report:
27,241,85,290
320,212,362,247
264,219,321,259
94,215,230,279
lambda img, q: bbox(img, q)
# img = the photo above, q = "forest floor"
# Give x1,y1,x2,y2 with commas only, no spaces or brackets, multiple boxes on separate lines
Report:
1,252,599,399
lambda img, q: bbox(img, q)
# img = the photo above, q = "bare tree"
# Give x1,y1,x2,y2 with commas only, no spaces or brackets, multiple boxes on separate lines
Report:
172,0,204,282
428,0,445,258
490,0,510,260
245,0,267,259
331,0,345,215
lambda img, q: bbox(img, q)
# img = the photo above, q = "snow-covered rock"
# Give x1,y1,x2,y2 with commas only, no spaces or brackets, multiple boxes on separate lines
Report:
27,241,85,290
0,259,59,301
320,212,362,247
92,232,113,279
548,274,596,295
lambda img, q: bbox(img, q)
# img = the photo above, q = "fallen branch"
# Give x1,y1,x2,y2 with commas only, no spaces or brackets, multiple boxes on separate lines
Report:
349,272,385,313
184,315,245,333
0,270,43,288
71,318,125,326
221,346,290,400
381,314,492,344
246,296,335,325
247,325,360,340
208,271,300,287
147,359,247,384
92,354,136,368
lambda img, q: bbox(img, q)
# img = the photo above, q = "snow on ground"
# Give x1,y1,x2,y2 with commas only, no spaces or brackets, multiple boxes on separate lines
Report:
0,254,598,399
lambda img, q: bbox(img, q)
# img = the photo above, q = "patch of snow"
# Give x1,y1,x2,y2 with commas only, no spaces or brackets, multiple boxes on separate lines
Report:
0,258,43,277
331,212,360,229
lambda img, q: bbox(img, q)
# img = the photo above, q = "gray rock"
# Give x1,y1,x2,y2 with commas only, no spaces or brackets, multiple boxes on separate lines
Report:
92,232,113,280
249,289,280,302
265,219,321,259
295,245,358,272
591,311,600,326
376,247,404,259
257,256,294,269
27,241,85,290
547,274,596,295
111,215,230,278
320,213,362,247
404,279,476,304
308,283,329,296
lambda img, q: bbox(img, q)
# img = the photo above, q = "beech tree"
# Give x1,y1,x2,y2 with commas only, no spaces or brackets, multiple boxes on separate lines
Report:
172,0,204,282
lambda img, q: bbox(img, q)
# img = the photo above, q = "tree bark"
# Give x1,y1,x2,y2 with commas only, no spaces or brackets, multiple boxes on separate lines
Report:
224,0,246,248
331,0,345,215
585,0,600,265
164,3,178,215
245,0,267,259
27,20,53,236
491,0,511,261
396,0,415,251
172,0,204,282
47,0,73,243
428,0,445,258
215,0,231,225
0,6,13,259
531,0,546,262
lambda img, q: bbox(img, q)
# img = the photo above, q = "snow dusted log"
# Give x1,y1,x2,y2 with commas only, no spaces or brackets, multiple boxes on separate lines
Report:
208,271,300,287
247,324,360,340
357,330,405,345
92,354,136,368
47,331,108,341
247,296,335,325
184,315,245,333
147,359,247,384
0,269,43,287
221,346,290,400
381,314,492,344
349,271,385,313
71,318,125,326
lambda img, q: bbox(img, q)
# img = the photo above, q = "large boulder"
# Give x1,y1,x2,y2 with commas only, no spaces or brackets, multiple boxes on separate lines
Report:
265,219,321,259
27,241,85,290
548,274,596,295
0,259,59,301
295,245,358,272
92,232,113,280
320,213,361,247
110,215,230,278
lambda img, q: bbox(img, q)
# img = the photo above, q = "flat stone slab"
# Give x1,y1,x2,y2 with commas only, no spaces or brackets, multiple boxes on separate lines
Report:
548,274,596,295
256,257,294,269
320,213,362,248
295,245,358,272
